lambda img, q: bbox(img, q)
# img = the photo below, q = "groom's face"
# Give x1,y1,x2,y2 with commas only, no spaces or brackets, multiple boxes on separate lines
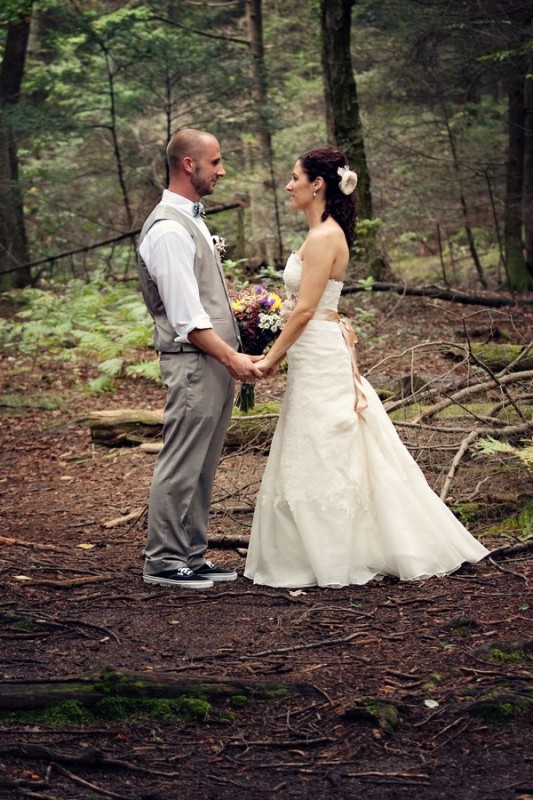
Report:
190,138,226,197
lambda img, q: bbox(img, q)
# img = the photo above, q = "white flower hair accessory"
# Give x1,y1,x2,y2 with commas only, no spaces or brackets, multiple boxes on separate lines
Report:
337,165,358,195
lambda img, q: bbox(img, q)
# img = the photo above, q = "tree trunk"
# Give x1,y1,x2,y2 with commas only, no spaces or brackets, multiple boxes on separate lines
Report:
245,0,283,266
320,0,388,279
443,112,487,289
504,62,531,291
523,52,533,283
0,6,33,291
320,0,371,222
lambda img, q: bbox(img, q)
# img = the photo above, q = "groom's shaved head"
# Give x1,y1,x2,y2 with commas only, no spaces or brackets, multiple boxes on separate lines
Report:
167,128,216,172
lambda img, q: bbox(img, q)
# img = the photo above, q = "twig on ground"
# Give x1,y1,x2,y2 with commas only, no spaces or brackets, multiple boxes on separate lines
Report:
439,429,481,501
51,763,130,799
488,557,528,581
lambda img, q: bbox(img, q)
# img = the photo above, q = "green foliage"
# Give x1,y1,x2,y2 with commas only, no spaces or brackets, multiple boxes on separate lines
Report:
125,360,161,383
475,437,533,470
0,0,34,24
0,278,158,393
0,699,92,727
93,694,213,723
3,0,531,292
490,648,532,664
0,695,216,726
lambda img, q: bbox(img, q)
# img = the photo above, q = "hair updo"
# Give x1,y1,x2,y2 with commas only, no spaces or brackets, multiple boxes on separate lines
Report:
299,147,358,249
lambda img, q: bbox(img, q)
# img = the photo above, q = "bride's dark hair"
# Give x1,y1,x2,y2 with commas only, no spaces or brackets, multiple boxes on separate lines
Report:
299,147,358,248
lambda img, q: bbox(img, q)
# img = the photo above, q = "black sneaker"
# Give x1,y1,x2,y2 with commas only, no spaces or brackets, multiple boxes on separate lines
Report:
143,567,214,589
194,560,238,582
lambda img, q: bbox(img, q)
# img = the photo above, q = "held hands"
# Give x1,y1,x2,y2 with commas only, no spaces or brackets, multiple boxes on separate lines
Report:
257,354,281,377
227,352,265,383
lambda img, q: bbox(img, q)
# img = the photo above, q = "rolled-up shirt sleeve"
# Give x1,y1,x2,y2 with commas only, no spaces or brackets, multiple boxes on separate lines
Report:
139,219,212,342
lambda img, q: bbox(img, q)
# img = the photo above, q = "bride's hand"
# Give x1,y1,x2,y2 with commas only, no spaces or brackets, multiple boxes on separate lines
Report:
257,358,277,376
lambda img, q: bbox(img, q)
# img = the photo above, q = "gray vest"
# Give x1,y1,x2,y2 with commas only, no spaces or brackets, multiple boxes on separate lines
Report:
138,204,240,353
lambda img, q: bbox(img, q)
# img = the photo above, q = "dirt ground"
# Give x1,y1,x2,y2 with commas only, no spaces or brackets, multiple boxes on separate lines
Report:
0,290,532,800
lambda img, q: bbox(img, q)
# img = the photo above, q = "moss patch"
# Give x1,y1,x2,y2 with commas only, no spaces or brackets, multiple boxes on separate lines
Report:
0,392,65,411
469,690,532,722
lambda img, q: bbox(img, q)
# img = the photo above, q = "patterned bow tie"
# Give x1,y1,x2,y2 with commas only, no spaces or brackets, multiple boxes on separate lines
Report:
192,201,205,218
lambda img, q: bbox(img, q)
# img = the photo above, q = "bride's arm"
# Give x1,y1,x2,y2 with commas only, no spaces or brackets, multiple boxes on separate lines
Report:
259,235,334,371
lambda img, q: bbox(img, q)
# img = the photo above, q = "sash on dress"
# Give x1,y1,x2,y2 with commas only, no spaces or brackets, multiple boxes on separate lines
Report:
313,308,368,414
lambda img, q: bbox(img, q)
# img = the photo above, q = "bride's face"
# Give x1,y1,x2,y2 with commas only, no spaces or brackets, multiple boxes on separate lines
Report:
285,160,314,210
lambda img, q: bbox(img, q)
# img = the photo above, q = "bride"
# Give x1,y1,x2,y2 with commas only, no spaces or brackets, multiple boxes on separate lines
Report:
244,146,489,589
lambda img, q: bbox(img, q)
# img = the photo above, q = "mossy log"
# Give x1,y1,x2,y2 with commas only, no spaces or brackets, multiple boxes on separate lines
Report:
0,668,316,712
445,343,533,371
80,408,279,449
340,698,402,732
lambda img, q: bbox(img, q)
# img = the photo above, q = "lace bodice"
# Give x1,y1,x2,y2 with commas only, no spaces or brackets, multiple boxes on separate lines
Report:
284,252,343,312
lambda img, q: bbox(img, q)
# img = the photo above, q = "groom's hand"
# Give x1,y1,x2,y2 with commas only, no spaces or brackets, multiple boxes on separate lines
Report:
225,352,264,382
187,328,265,381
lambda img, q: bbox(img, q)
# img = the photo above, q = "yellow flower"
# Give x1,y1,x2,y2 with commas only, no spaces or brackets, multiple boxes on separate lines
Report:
269,293,282,310
232,300,243,312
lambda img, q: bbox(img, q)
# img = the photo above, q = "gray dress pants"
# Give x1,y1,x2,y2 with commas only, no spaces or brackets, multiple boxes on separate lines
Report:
143,350,235,575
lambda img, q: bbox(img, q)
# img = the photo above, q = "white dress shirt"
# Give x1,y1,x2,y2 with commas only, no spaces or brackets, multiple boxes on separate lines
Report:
139,189,215,343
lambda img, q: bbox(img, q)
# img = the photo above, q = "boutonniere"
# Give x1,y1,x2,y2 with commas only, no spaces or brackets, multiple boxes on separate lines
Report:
213,235,227,257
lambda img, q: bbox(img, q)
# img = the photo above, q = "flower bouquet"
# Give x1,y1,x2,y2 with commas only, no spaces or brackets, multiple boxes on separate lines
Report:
231,284,283,412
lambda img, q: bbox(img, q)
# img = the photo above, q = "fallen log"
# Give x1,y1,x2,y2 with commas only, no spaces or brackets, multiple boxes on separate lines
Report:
80,408,279,448
0,668,317,712
79,408,164,446
343,281,533,307
444,342,533,372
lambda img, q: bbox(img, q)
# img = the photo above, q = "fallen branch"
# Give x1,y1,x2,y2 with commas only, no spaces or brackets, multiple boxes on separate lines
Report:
0,743,180,777
486,540,533,560
343,281,533,307
439,429,482,501
205,533,250,548
412,371,533,423
51,763,129,800
10,575,115,588
200,630,370,661
0,536,67,552
102,509,144,528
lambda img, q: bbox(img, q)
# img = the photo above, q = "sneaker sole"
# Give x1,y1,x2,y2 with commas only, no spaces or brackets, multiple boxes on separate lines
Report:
196,572,238,583
143,575,214,589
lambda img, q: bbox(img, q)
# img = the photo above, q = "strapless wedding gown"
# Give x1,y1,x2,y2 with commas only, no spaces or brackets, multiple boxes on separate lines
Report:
244,253,489,588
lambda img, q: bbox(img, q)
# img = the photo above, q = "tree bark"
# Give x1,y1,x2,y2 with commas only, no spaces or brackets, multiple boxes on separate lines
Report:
320,0,371,221
245,0,283,265
442,112,487,289
320,0,388,279
0,4,33,291
523,51,533,283
504,61,531,291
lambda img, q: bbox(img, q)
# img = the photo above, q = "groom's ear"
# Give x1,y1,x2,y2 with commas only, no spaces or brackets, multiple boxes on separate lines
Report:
183,156,195,174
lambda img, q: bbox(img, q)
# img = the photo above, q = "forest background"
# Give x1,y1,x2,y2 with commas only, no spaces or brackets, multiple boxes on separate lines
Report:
1,0,532,294
0,3,532,798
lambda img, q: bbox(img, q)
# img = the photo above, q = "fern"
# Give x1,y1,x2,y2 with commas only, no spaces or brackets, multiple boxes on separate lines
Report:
126,360,161,383
98,357,124,377
88,374,116,395
0,280,155,395
475,437,533,469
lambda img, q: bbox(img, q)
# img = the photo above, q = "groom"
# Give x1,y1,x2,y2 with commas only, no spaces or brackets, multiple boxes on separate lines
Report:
138,128,263,588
